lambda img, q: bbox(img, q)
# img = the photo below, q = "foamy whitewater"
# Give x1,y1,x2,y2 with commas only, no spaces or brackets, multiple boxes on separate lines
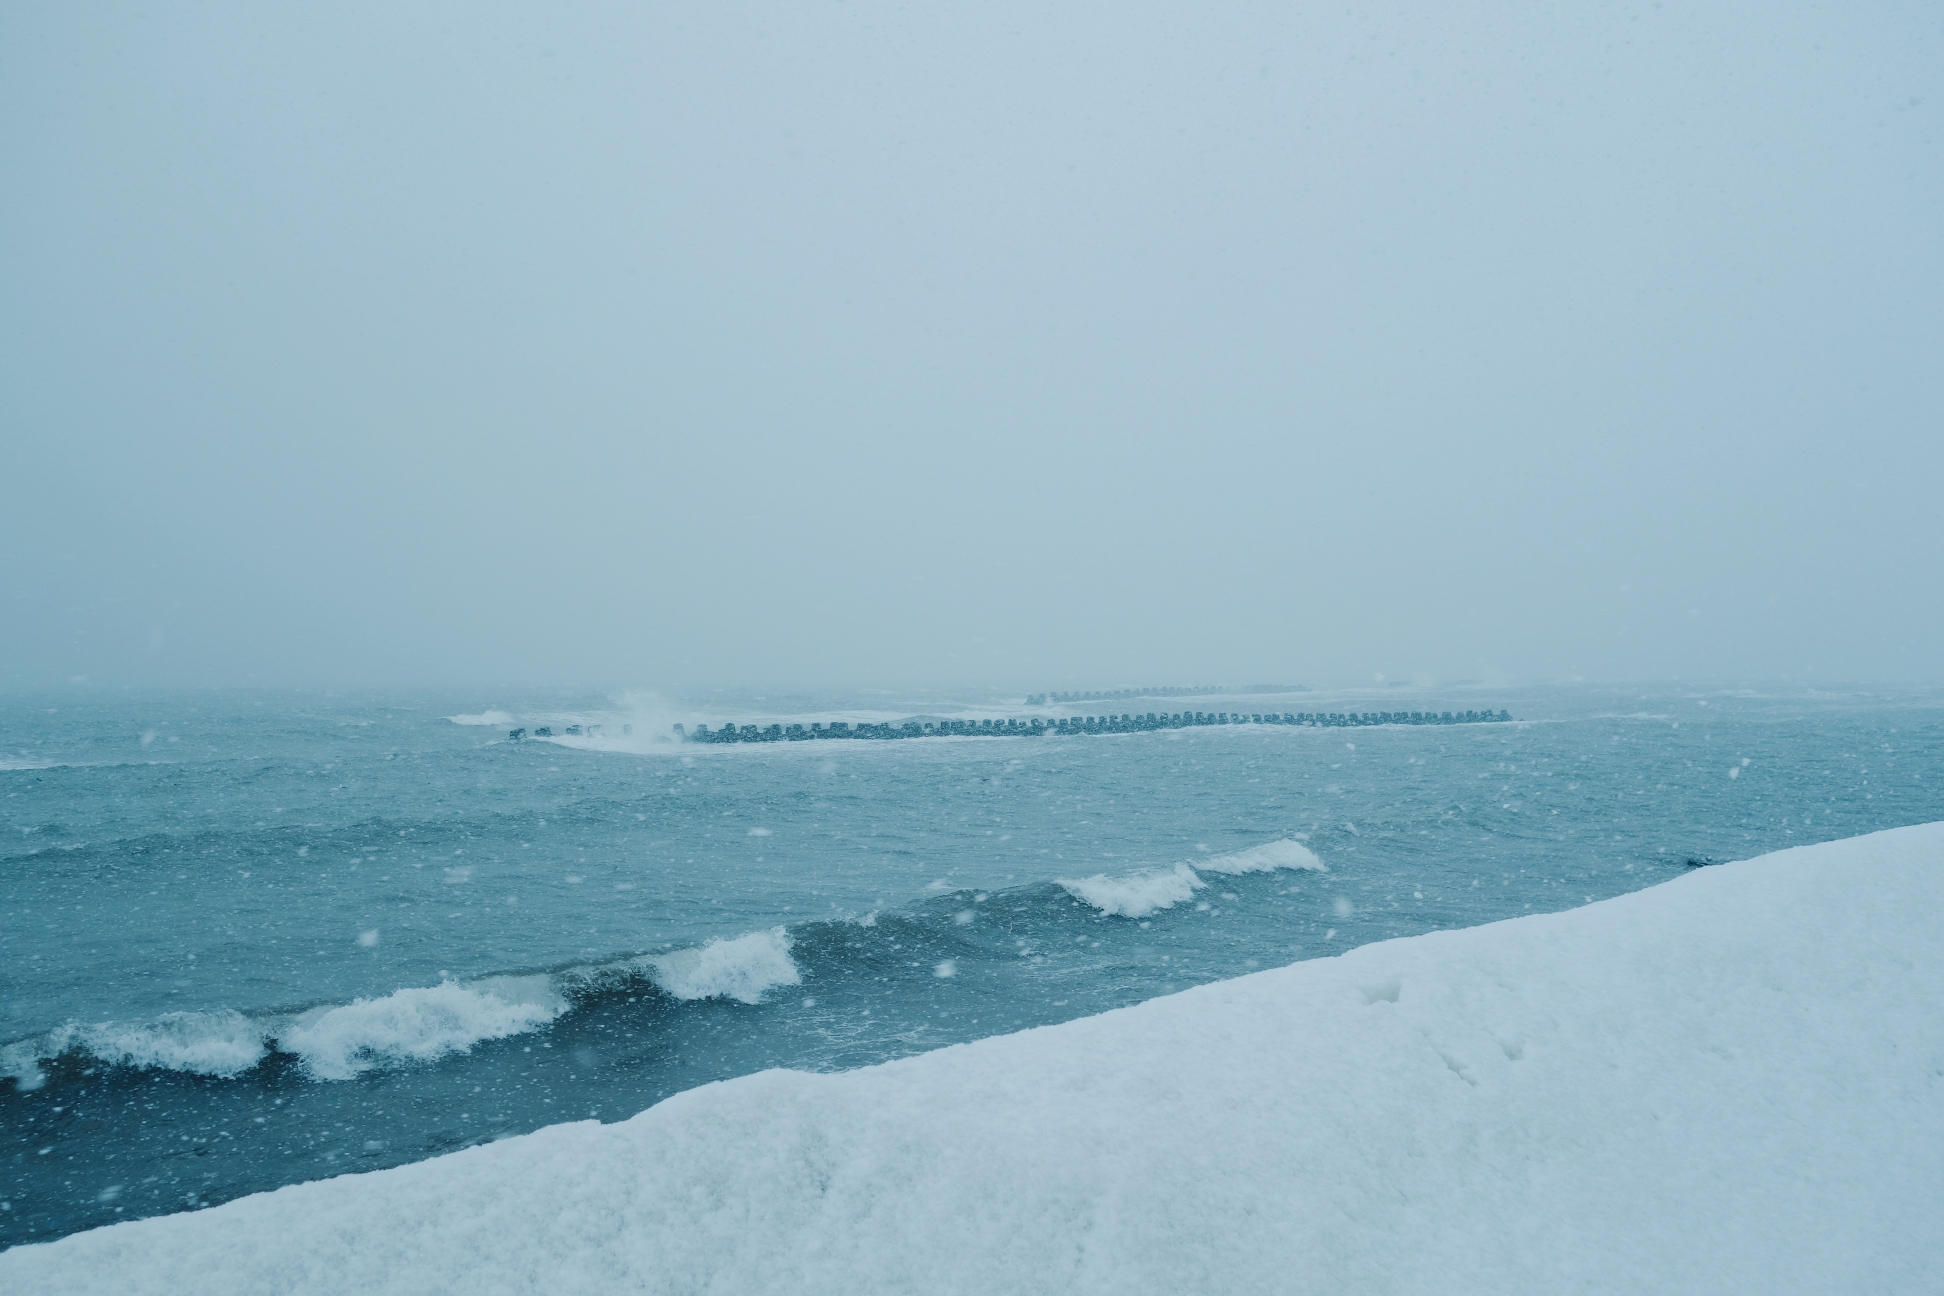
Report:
4,825,1938,1293
279,978,570,1082
4,683,1942,1251
4,941,807,1091
642,928,800,1004
1058,838,1326,917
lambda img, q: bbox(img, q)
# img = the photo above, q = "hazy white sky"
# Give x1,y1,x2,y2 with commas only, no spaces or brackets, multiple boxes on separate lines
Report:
4,2,1939,692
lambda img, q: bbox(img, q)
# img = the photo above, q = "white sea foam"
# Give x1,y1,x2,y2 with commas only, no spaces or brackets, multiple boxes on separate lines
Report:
1060,841,1325,917
1,1010,270,1090
1058,862,1206,918
448,710,515,726
2,937,795,1089
646,928,801,1004
1195,838,1326,875
0,1039,52,1091
65,1011,270,1076
277,977,568,1081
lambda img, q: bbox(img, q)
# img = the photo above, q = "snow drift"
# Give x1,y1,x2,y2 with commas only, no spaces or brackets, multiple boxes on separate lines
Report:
6,823,1939,1295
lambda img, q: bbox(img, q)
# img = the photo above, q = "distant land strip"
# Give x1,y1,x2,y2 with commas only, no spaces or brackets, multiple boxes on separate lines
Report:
657,709,1513,745
1028,685,1305,704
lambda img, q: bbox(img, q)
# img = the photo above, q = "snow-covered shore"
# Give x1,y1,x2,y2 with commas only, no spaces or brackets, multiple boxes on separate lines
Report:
7,824,1940,1294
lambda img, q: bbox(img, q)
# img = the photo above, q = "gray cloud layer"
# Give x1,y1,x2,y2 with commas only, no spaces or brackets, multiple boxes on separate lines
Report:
4,2,1938,690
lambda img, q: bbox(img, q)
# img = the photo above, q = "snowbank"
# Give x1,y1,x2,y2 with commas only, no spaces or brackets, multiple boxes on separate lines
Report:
7,824,1940,1295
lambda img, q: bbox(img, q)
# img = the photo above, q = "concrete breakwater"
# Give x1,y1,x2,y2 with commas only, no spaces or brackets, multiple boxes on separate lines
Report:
670,708,1513,744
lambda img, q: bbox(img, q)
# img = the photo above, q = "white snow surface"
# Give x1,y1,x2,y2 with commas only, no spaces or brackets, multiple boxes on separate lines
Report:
8,824,1941,1295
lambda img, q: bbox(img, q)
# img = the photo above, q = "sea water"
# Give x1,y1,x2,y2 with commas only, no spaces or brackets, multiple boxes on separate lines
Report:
3,682,1940,1247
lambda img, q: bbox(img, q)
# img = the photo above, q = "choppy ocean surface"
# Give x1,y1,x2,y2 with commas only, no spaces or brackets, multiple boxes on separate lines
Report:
3,681,1940,1247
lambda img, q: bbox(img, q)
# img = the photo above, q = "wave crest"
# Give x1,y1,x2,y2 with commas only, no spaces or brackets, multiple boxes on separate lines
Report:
1059,863,1205,918
2,928,805,1091
1196,839,1326,875
1060,840,1325,917
2,1010,268,1092
278,976,568,1081
645,928,801,1004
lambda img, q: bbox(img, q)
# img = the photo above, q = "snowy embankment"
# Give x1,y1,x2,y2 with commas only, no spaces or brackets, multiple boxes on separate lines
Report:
8,826,1941,1294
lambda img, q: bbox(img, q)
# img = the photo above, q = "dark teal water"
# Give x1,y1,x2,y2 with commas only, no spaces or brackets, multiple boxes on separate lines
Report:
4,681,1940,1247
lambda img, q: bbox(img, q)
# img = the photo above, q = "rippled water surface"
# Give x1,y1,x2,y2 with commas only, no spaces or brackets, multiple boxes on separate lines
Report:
4,681,1940,1246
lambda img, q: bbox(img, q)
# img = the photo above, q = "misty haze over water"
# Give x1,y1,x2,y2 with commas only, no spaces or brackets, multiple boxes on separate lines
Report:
3,2,1939,693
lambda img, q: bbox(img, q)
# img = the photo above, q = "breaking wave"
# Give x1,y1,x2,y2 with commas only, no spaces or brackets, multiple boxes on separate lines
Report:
641,928,800,1004
1197,838,1326,875
2,929,806,1090
2,849,1314,1091
279,976,568,1081
447,710,515,726
0,1011,268,1090
1060,839,1326,918
1058,863,1205,918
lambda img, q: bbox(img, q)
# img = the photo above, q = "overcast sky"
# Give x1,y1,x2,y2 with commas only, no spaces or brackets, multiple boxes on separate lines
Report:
3,2,1938,693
